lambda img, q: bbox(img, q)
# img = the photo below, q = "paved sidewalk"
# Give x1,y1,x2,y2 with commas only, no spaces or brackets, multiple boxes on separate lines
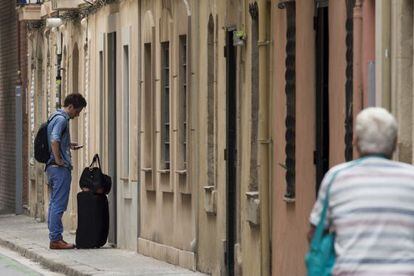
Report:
0,215,206,276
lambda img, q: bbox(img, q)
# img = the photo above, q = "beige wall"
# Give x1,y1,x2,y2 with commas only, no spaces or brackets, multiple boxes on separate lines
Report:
28,0,198,271
28,0,142,245
238,2,264,275
137,0,196,270
64,21,87,233
391,0,413,163
196,0,222,273
85,1,141,250
27,29,48,221
196,0,266,275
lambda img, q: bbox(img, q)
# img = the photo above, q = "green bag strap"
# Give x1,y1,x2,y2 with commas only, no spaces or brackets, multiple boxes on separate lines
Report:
311,159,364,249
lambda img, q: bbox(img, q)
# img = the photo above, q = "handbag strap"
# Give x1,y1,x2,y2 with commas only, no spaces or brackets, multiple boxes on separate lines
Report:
88,154,102,169
311,159,364,249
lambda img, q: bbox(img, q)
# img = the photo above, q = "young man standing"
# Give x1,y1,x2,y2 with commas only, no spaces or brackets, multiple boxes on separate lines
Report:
46,93,87,249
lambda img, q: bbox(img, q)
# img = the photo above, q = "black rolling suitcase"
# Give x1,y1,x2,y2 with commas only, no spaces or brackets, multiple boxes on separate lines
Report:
75,191,109,249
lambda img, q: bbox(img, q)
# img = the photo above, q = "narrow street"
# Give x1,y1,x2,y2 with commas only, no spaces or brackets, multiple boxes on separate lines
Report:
0,0,407,275
0,215,206,276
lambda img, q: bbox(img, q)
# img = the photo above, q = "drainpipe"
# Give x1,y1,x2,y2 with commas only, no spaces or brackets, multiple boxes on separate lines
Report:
193,0,200,266
353,0,363,112
56,31,62,109
137,0,142,243
16,19,23,215
17,20,22,86
362,0,375,107
47,18,64,109
353,0,363,159
258,0,270,275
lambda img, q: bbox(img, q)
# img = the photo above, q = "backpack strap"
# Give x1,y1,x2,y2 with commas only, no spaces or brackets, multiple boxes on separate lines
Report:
48,112,65,123
46,113,68,155
48,113,68,136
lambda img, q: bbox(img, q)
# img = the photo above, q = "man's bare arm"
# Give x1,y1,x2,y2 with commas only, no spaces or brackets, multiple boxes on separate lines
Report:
51,141,64,166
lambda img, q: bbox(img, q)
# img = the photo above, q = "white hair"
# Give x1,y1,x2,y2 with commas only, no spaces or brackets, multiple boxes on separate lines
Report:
355,107,398,156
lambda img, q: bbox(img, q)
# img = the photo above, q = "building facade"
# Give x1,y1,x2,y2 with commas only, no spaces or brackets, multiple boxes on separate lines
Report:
1,0,29,215
15,0,393,275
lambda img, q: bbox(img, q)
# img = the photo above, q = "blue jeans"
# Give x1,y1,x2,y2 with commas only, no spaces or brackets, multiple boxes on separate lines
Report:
46,166,71,241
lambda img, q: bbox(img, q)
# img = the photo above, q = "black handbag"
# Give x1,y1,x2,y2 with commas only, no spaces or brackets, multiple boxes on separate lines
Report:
79,154,112,194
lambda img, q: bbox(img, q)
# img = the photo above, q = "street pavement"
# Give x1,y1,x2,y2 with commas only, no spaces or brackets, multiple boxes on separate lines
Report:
0,215,207,276
0,248,42,276
0,245,63,275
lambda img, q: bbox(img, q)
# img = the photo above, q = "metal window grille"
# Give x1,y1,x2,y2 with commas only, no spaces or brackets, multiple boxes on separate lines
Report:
279,0,296,201
122,45,130,175
345,0,355,161
249,2,259,192
161,42,170,169
207,15,215,186
179,35,187,168
143,43,153,167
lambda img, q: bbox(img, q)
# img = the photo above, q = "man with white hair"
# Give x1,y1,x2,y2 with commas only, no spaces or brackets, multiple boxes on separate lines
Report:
308,107,414,275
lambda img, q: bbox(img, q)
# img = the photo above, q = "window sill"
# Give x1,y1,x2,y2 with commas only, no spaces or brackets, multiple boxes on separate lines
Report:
158,169,170,174
176,169,187,175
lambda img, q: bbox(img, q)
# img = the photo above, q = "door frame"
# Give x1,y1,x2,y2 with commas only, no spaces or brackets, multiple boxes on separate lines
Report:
225,27,237,276
107,31,117,245
314,1,330,193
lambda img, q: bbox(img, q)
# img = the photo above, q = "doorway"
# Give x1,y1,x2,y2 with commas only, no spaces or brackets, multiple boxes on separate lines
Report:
314,0,329,193
225,28,237,276
107,32,117,244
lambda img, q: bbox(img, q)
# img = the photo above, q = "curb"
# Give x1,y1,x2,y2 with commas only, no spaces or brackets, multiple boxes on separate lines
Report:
0,237,91,276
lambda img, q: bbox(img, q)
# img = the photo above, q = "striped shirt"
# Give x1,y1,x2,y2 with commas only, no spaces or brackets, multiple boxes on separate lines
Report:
310,156,414,275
